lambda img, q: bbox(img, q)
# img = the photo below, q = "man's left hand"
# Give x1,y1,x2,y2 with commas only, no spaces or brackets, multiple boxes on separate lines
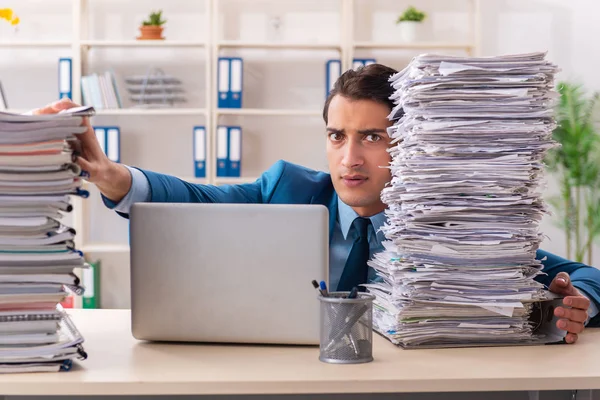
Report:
548,272,590,344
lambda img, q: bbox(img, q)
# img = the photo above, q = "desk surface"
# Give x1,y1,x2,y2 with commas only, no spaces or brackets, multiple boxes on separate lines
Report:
1,309,600,396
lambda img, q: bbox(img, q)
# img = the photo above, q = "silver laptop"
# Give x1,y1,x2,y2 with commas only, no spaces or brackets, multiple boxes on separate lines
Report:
129,203,329,345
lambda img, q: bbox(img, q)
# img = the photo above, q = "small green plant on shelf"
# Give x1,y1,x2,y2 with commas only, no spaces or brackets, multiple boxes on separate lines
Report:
137,10,167,40
396,6,426,23
395,6,426,42
143,10,167,26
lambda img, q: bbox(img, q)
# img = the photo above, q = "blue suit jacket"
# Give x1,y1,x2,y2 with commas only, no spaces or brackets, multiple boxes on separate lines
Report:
110,160,600,327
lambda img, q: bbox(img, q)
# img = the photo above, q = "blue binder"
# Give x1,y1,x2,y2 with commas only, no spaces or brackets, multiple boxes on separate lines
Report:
353,58,376,70
325,59,341,98
193,126,206,178
229,57,243,108
227,126,242,177
216,125,229,177
93,126,120,163
217,57,231,108
58,57,72,100
218,57,243,108
326,59,377,98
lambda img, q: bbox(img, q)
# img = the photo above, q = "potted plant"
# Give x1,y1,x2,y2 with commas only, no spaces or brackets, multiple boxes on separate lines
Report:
544,81,600,265
137,10,166,40
396,6,426,42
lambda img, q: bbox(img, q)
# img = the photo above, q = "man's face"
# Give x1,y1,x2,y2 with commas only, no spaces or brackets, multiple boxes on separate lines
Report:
326,95,392,217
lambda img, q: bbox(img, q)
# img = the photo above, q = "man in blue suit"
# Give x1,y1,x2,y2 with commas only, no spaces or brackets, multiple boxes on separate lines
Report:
36,64,599,343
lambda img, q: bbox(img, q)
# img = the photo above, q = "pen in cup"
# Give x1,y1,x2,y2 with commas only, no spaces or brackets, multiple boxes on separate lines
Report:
319,281,329,297
324,303,370,354
312,280,327,297
339,286,360,356
347,286,358,299
346,287,360,356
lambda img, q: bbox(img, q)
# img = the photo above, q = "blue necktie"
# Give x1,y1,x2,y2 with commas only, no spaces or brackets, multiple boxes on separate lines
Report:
337,217,371,291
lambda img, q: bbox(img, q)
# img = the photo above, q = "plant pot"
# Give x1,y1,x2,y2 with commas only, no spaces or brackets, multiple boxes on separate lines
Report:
397,21,420,42
137,25,164,40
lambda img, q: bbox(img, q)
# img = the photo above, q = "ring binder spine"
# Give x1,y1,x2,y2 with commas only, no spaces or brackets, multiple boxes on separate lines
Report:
0,313,61,322
75,344,88,360
75,188,89,198
60,358,73,371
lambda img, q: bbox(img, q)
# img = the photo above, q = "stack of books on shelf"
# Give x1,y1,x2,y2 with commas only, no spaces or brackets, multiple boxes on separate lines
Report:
366,52,563,349
81,71,122,110
0,106,92,373
125,69,186,108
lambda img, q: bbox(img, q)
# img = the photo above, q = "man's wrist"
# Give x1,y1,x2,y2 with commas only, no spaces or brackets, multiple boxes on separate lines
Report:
578,291,599,326
95,162,132,203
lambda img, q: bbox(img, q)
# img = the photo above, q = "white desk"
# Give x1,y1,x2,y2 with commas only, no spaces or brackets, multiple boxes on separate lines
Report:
1,309,600,396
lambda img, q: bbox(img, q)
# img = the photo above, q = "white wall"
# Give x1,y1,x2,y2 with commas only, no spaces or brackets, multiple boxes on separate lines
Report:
479,0,600,91
479,0,600,267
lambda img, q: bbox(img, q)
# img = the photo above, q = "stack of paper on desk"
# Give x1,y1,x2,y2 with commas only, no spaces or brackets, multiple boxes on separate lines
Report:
0,106,92,372
366,52,564,348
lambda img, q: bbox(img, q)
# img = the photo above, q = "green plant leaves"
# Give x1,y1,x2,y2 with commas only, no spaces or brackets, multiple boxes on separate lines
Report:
397,6,426,23
142,9,166,26
544,81,600,262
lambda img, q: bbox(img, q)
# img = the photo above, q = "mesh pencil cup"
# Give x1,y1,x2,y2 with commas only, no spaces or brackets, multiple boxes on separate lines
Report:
318,292,374,364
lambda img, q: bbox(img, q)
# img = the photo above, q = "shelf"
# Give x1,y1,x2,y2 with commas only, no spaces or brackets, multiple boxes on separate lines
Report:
95,108,207,116
215,177,258,185
0,41,72,48
81,244,130,253
218,41,341,50
353,41,475,50
216,109,322,117
81,40,205,48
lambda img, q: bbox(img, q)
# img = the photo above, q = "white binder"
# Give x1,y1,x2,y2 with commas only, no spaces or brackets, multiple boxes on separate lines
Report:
229,58,243,108
106,128,120,163
228,127,242,177
193,126,206,178
326,60,342,98
94,126,120,163
216,126,229,177
58,58,72,99
94,128,106,155
218,58,230,108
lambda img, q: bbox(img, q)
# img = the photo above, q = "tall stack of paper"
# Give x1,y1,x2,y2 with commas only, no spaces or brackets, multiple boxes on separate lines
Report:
0,106,92,373
366,52,562,348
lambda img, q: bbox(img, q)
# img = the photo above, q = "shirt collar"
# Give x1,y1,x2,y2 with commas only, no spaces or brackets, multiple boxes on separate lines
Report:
337,197,387,240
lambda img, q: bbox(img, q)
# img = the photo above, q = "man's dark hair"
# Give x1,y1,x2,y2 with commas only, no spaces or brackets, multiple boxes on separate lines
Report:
322,63,398,124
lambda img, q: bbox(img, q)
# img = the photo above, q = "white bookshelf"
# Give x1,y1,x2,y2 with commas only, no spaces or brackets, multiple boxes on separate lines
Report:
80,40,206,48
1,0,480,260
216,108,322,116
0,41,72,48
217,40,342,50
353,41,475,50
95,108,207,116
